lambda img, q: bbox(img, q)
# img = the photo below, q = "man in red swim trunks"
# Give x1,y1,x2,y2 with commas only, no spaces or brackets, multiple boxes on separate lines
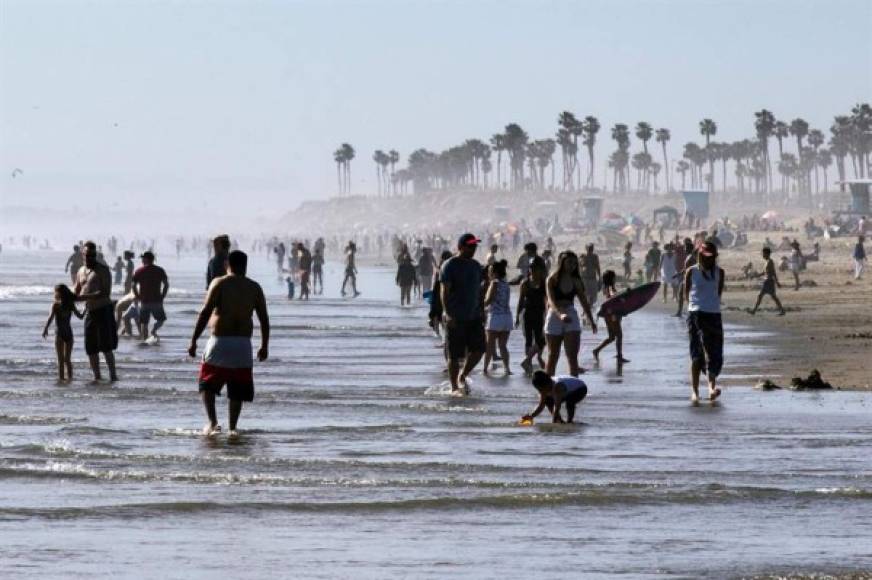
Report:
188,251,269,438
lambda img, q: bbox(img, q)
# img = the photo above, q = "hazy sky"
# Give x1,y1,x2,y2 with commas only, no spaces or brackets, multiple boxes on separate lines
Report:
1,0,870,216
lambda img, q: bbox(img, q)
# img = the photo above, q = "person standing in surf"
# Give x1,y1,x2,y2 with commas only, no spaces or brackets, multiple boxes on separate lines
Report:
440,233,485,394
515,257,548,375
684,241,724,403
580,243,601,311
544,251,597,377
591,270,629,364
74,241,119,382
42,284,83,381
482,260,513,376
206,235,230,289
341,241,360,297
189,250,269,438
132,251,170,342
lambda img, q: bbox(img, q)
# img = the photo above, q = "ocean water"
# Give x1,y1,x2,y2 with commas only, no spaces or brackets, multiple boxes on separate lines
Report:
0,249,870,579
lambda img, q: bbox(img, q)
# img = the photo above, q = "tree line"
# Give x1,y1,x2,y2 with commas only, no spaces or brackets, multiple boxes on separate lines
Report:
334,103,870,201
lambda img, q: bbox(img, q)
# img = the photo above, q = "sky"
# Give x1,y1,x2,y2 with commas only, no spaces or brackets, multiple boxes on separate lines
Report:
1,0,870,219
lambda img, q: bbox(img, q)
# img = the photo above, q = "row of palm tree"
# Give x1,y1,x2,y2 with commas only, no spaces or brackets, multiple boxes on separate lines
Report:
333,103,870,200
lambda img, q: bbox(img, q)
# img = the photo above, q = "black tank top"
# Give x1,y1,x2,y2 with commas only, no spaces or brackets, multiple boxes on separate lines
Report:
552,278,577,302
522,283,546,316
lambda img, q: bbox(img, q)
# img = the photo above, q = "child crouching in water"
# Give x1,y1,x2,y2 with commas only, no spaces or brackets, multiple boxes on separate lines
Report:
521,370,588,424
592,270,629,363
42,284,83,381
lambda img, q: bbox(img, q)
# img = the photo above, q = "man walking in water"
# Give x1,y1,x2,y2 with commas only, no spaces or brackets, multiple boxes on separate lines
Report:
65,245,83,285
683,241,724,403
341,241,360,297
74,241,119,381
132,251,170,341
189,250,269,438
440,233,485,395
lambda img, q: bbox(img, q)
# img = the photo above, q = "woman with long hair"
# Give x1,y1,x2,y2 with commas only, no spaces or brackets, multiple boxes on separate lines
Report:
483,260,513,376
544,251,597,376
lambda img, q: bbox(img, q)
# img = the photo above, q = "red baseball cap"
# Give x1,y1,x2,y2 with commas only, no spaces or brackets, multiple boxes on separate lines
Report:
457,233,481,248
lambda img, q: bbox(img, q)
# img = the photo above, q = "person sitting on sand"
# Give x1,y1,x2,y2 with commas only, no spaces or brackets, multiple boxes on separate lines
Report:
521,370,588,424
592,270,629,364
684,241,724,403
750,247,786,316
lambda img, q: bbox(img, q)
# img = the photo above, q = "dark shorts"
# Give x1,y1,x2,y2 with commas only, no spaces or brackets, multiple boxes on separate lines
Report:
545,386,587,408
523,312,546,351
198,363,255,402
139,302,167,324
446,319,486,360
84,304,118,355
687,311,723,379
760,279,777,296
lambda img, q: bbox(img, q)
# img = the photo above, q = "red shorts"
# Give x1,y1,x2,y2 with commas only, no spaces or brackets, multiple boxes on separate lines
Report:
198,363,254,402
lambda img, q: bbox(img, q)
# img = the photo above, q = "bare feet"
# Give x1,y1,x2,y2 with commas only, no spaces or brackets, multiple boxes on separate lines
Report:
520,359,533,376
202,423,221,437
592,350,601,363
690,392,700,404
617,356,630,363
709,387,722,401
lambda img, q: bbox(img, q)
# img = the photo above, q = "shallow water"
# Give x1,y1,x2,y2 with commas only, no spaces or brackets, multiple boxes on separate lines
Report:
1,249,870,579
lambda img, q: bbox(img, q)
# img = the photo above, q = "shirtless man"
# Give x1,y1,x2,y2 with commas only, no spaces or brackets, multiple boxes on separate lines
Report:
188,250,269,438
74,241,119,381
65,245,83,285
132,251,170,340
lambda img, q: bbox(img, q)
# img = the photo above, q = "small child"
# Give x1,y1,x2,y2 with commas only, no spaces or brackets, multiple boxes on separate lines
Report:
521,370,588,424
42,284,83,381
750,247,786,315
286,276,295,300
622,242,633,282
592,270,629,363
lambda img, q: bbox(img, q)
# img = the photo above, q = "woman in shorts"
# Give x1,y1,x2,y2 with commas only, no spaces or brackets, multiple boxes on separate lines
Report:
544,251,597,377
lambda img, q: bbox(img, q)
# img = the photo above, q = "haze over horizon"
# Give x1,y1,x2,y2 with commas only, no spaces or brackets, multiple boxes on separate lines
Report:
2,0,870,222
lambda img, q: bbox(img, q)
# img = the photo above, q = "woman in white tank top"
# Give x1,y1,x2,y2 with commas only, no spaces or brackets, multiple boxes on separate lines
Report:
683,241,725,403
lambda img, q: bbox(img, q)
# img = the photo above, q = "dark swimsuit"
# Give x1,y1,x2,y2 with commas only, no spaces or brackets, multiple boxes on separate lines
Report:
55,307,74,343
522,284,546,350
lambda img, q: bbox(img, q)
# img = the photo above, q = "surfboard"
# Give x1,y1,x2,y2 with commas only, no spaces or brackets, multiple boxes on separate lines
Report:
597,281,660,318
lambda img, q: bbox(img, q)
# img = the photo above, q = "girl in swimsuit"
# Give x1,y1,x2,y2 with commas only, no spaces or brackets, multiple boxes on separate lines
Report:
42,284,83,381
544,251,597,377
483,260,513,376
592,270,630,364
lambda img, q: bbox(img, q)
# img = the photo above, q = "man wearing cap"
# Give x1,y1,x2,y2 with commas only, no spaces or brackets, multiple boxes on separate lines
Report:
683,240,725,403
133,251,170,342
440,233,486,394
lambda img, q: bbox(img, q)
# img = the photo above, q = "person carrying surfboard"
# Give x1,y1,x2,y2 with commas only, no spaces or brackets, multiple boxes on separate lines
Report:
683,241,724,403
591,270,630,364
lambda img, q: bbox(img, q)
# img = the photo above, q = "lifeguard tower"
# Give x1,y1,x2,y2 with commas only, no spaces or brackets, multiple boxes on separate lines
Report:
682,190,710,219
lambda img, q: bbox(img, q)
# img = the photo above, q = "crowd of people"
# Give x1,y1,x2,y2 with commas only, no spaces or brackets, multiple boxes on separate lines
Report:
41,213,869,433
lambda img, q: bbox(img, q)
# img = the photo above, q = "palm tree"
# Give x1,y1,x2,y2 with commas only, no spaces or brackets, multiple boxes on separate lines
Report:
683,142,704,188
340,143,355,195
388,150,400,195
807,129,825,194
610,124,631,193
557,112,577,189
655,128,671,192
676,160,690,190
631,152,651,191
850,103,872,178
789,119,809,196
830,116,852,191
490,133,506,190
774,120,789,192
635,122,653,154
817,148,833,194
755,109,776,193
583,116,600,189
333,148,345,195
649,162,662,192
504,123,529,190
373,150,386,196
699,119,717,190
778,153,799,194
